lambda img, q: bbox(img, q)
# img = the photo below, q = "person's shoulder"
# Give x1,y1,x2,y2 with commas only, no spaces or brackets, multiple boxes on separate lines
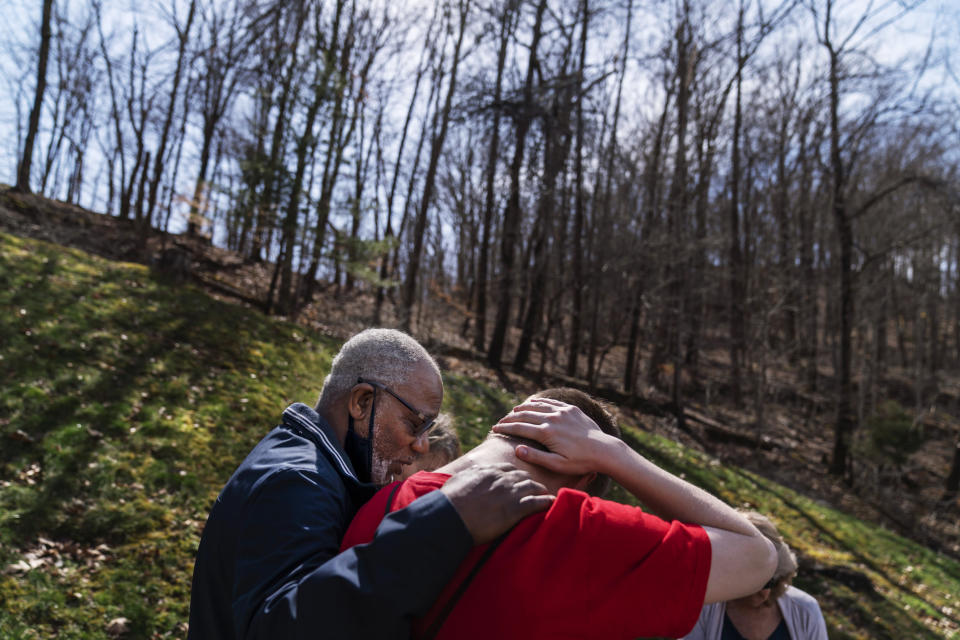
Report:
395,471,449,505
544,488,645,528
782,586,824,613
553,487,648,519
406,470,451,490
244,457,350,506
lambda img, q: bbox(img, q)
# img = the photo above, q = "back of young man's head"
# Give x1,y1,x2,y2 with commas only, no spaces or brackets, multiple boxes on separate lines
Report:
529,387,621,497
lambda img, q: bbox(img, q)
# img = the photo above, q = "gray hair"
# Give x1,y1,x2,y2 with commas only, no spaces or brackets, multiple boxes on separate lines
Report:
426,414,461,462
316,328,440,408
743,511,798,601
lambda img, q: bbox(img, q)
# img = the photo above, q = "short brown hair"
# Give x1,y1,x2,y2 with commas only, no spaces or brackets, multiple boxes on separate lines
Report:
531,387,622,497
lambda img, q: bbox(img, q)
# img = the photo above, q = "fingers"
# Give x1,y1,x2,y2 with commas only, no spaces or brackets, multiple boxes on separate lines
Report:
483,461,518,473
510,398,568,413
516,494,555,513
497,409,556,425
514,445,567,471
511,476,550,496
442,464,556,544
516,397,568,409
491,421,545,440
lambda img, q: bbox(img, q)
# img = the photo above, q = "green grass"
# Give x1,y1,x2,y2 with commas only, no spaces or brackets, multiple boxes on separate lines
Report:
609,429,960,639
0,233,336,638
0,231,958,639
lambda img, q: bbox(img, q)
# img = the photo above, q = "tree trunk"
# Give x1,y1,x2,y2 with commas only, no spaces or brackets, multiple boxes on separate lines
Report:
346,98,376,293
728,4,746,407
301,7,375,310
566,0,590,377
666,3,694,427
473,2,514,352
401,0,470,331
515,93,573,370
828,43,854,479
373,9,438,325
946,436,960,496
147,0,196,227
277,5,341,313
625,88,670,393
96,2,127,217
15,0,54,194
775,95,795,358
251,7,307,262
488,0,547,368
189,119,217,235
797,113,818,391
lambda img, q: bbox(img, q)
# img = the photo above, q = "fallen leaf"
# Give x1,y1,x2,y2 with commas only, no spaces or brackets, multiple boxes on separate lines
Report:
9,430,35,443
106,617,130,636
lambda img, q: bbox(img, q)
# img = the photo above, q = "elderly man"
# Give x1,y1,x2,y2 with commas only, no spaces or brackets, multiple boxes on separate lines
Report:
187,329,556,639
342,389,777,640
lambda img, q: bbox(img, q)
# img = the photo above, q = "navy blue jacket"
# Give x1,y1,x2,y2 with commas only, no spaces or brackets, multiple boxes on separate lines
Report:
187,403,473,639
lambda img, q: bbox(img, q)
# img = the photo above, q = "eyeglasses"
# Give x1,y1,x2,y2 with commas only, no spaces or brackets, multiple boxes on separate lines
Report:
762,576,779,591
358,377,437,439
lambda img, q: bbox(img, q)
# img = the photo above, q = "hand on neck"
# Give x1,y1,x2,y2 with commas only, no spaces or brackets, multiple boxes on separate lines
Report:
437,434,582,495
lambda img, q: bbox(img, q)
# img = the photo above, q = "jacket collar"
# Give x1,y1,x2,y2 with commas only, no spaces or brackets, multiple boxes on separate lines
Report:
281,402,359,482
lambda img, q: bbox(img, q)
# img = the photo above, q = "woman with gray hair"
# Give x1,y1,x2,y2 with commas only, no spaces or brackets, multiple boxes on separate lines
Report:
683,511,828,640
399,413,462,480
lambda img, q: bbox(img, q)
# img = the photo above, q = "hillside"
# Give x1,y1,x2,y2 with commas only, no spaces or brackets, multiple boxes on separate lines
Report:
3,187,960,558
1,230,959,638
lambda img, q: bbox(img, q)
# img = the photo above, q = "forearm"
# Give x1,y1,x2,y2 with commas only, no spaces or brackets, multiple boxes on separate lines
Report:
602,441,777,601
493,400,774,602
603,439,757,537
238,489,471,638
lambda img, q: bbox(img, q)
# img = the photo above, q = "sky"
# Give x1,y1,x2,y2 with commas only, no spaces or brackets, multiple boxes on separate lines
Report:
1,0,957,239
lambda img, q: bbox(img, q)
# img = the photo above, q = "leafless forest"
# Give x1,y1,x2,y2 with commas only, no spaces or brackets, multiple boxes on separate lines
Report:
7,0,960,492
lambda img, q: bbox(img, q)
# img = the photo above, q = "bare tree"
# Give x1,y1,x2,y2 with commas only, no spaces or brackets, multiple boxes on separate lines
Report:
473,0,519,352
807,0,928,478
565,0,590,377
372,4,440,324
401,0,472,331
14,0,55,194
188,0,252,237
487,0,549,368
146,0,198,228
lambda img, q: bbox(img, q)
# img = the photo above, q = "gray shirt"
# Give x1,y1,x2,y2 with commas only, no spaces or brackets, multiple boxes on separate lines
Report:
683,586,829,640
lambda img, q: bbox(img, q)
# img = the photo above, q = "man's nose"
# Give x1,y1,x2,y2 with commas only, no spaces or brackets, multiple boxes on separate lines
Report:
411,432,430,454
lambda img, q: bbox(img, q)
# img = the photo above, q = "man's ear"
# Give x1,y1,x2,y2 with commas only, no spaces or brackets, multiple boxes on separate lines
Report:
348,383,375,421
572,471,597,492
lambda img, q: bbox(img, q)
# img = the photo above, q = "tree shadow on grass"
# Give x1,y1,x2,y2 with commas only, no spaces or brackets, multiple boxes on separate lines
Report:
1,256,193,545
720,464,960,636
0,238,267,547
616,426,956,638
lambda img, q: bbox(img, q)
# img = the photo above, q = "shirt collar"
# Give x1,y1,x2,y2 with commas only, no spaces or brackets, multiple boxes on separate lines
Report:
281,402,359,482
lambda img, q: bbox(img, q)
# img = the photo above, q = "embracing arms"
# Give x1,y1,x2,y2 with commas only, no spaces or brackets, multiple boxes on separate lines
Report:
494,399,777,604
229,464,553,639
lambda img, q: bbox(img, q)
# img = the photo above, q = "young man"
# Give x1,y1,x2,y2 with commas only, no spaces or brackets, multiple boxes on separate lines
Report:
342,389,777,640
187,329,560,639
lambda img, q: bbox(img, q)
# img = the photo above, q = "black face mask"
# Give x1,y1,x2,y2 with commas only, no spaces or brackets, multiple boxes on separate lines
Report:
345,389,377,484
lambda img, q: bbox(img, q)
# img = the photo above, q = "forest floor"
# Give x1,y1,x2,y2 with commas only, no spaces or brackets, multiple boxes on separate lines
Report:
2,186,960,638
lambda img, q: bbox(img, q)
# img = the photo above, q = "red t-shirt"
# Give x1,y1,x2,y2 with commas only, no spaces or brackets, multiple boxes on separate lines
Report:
341,471,711,640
